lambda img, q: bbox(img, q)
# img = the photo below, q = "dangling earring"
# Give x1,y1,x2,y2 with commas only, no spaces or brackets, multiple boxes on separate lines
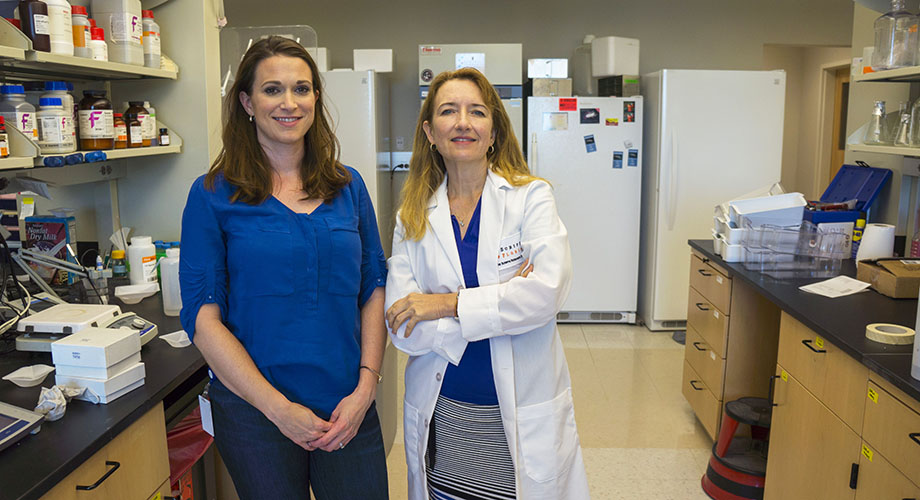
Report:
429,143,437,152
248,115,254,123
488,145,495,155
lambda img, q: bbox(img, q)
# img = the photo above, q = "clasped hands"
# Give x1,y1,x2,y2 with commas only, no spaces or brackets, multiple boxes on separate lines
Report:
386,258,533,338
268,386,374,453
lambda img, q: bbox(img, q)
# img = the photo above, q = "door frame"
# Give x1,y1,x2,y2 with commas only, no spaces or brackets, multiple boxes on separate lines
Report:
814,60,852,199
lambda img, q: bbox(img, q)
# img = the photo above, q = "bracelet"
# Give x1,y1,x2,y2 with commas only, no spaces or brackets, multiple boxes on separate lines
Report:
360,365,383,384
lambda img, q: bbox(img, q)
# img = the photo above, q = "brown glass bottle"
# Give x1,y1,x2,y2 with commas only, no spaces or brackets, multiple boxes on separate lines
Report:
124,101,151,147
19,0,50,52
126,115,142,148
113,113,127,149
78,90,114,150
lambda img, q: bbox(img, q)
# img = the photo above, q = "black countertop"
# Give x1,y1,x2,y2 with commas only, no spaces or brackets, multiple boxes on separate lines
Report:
689,239,920,403
0,296,206,500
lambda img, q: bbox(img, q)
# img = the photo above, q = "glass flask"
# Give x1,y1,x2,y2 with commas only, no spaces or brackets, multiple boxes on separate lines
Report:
872,0,919,70
895,112,911,145
865,100,889,145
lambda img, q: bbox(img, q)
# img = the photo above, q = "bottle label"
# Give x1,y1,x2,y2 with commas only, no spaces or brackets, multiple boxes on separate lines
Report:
72,23,86,48
15,111,37,139
143,31,160,56
138,113,154,139
0,135,8,158
47,5,72,37
111,13,142,44
91,41,108,61
129,124,142,144
159,134,170,146
115,123,127,142
141,255,156,283
78,109,114,139
33,14,50,36
38,115,64,145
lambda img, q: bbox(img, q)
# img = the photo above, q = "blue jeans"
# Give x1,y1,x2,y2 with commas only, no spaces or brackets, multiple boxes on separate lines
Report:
209,378,388,500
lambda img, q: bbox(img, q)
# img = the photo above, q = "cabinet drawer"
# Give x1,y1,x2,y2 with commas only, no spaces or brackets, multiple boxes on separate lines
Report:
148,479,173,500
776,312,868,432
40,403,170,500
863,380,920,487
682,360,721,440
689,252,732,313
765,365,861,500
855,441,920,499
687,287,729,357
685,325,725,398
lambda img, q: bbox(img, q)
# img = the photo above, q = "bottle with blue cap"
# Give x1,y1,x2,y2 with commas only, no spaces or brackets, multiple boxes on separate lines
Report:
0,85,37,140
41,82,75,145
37,97,76,154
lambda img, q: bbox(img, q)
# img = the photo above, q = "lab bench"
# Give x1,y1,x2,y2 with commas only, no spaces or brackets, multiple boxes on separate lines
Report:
686,240,920,498
0,297,207,500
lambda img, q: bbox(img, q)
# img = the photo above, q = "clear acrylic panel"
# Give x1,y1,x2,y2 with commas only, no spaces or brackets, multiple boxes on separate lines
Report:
219,25,319,98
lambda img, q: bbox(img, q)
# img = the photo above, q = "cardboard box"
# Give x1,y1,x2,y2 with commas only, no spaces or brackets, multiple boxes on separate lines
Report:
527,78,573,97
55,362,145,404
55,352,142,379
23,215,77,285
51,327,140,368
856,259,920,298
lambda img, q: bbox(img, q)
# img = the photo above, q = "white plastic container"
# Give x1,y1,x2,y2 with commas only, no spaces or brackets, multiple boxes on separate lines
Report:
572,35,596,96
127,235,156,285
160,247,180,316
141,9,159,69
45,0,74,56
71,5,91,58
0,85,38,140
89,26,107,61
41,82,75,146
591,36,640,77
36,97,76,154
728,193,807,228
91,0,143,65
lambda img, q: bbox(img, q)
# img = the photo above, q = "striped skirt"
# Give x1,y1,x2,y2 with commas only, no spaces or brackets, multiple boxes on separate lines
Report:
425,395,517,500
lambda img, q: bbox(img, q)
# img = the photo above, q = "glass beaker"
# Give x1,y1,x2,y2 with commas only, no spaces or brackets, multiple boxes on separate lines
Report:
865,100,889,145
872,0,919,70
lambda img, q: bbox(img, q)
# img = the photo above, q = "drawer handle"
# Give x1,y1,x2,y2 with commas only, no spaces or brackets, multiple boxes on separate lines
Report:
801,339,826,354
76,460,120,491
695,303,710,311
692,342,707,351
697,269,712,277
689,380,704,391
702,257,710,263
910,433,920,446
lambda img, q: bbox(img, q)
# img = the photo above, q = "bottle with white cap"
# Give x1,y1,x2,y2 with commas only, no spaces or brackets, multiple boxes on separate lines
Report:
160,247,181,316
127,235,156,285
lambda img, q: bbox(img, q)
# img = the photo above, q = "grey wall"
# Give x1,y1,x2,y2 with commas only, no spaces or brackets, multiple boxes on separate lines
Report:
224,0,855,151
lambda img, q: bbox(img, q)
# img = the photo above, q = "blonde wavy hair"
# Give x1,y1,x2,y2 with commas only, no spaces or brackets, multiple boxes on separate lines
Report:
399,68,539,240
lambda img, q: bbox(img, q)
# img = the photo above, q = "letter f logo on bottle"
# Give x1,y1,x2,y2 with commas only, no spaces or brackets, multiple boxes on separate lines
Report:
21,114,28,130
89,111,101,129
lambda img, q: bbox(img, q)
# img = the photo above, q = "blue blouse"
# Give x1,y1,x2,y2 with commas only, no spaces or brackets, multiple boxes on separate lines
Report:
179,167,387,417
439,198,499,405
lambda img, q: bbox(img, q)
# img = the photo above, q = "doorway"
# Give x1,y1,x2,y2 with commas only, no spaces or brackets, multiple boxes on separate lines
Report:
829,67,850,185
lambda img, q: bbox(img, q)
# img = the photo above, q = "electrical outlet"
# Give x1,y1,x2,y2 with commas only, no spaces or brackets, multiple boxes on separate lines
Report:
396,136,405,150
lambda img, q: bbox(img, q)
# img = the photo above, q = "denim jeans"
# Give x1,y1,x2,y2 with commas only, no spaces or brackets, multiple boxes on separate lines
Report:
209,378,388,500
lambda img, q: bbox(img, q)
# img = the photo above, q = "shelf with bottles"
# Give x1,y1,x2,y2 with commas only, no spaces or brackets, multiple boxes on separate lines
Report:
853,66,920,83
0,18,177,81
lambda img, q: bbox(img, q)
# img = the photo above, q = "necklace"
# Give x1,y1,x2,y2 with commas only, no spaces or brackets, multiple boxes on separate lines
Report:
452,213,466,227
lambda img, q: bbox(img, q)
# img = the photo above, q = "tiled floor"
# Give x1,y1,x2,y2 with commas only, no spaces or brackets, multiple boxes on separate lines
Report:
384,323,714,500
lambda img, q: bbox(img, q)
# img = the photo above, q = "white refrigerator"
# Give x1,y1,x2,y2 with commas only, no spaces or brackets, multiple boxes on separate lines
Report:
639,70,786,331
320,69,395,254
527,96,643,323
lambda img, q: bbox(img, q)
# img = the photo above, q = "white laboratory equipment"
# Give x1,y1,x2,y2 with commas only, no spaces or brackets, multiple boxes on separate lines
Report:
527,96,643,322
418,43,523,152
639,70,786,330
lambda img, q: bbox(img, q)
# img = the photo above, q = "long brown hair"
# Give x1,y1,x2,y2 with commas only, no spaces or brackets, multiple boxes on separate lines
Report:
205,36,349,204
399,68,538,240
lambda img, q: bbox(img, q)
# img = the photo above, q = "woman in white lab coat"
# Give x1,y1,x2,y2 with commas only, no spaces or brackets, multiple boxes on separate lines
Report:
385,67,590,500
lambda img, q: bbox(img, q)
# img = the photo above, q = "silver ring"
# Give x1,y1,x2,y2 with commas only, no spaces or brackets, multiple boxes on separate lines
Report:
338,442,345,449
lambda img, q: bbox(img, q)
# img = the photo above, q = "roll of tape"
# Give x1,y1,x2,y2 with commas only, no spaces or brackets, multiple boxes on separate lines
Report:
866,323,916,345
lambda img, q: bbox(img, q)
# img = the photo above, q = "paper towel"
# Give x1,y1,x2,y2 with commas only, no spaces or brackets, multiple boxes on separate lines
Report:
856,223,895,261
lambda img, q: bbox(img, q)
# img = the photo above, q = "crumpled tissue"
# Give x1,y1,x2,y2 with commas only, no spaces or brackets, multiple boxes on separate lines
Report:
34,385,88,422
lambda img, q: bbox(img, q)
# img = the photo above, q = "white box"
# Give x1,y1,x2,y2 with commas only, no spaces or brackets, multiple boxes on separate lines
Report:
591,36,639,77
55,352,142,380
307,47,329,72
55,362,145,404
50,327,140,369
728,193,807,228
527,58,568,79
354,49,393,73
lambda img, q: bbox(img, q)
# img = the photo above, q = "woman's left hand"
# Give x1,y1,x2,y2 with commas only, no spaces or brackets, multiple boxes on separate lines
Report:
308,388,373,452
386,292,457,337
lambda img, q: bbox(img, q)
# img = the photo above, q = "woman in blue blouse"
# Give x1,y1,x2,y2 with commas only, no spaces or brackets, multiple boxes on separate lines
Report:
179,36,389,499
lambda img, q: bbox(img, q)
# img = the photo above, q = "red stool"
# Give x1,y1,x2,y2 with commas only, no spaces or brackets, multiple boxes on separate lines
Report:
701,397,772,500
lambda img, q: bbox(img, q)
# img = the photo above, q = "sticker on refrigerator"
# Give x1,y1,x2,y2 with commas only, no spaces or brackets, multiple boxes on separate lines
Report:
628,149,639,167
584,134,597,153
580,108,600,124
605,118,619,126
559,98,577,111
613,151,623,169
543,112,568,131
624,101,636,122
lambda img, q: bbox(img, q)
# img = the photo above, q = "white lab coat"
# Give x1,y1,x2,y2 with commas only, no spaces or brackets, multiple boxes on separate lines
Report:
386,170,590,500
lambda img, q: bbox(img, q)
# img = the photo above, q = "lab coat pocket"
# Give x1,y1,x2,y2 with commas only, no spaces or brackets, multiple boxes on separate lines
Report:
227,223,295,297
497,231,525,282
327,217,362,296
517,387,578,483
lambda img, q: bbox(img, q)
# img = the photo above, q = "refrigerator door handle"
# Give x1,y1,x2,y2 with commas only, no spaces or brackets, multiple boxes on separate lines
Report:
667,128,679,231
530,132,538,175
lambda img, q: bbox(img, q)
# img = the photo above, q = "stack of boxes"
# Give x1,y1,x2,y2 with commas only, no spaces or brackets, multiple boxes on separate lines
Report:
51,327,145,404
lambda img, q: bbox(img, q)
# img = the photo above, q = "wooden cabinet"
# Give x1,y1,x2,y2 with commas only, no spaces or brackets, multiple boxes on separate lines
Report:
39,403,170,500
863,376,920,488
764,365,862,500
682,249,780,440
855,441,920,500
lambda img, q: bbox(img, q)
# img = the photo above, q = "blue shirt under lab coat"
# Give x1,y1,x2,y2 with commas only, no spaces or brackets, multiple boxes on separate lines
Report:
179,167,387,417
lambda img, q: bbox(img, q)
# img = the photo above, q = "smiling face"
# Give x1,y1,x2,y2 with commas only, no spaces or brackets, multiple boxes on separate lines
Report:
423,78,494,167
239,55,316,152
